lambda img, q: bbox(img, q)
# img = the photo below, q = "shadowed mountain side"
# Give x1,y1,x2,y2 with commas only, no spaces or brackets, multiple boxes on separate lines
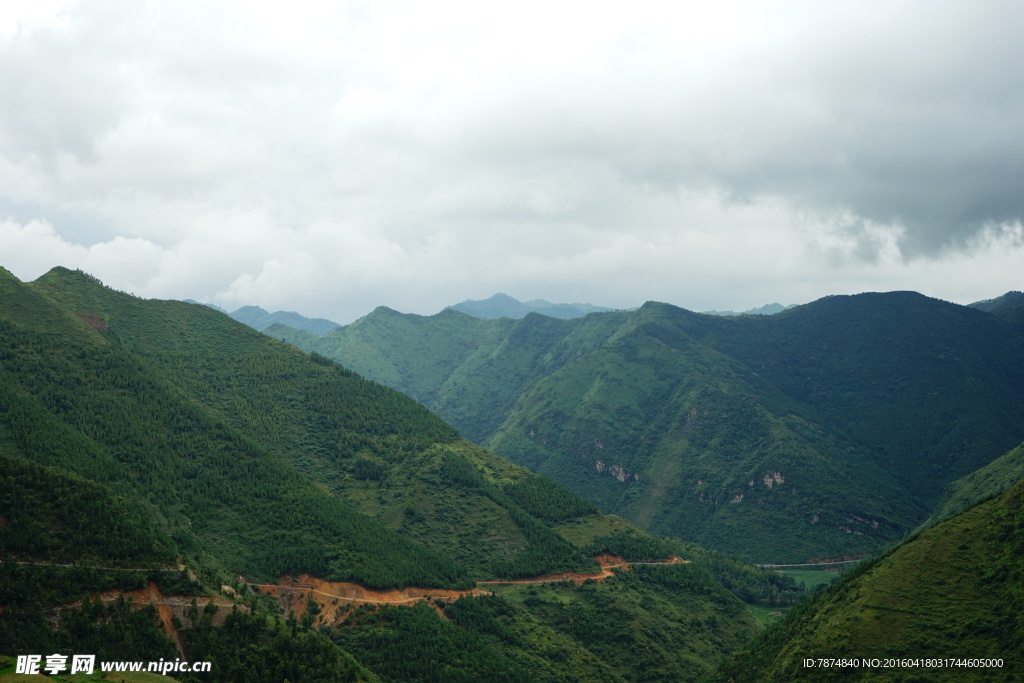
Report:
712,466,1024,682
266,291,1024,563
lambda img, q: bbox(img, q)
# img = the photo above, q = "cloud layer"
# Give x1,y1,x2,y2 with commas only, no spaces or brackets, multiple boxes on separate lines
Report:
2,0,1022,321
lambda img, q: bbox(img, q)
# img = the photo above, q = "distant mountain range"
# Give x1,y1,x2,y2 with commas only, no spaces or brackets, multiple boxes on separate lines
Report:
702,302,796,316
446,293,619,319
446,293,796,320
204,294,796,336
228,304,341,334
265,291,1024,564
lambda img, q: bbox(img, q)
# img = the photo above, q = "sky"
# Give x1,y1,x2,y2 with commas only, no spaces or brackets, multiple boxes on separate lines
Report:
1,0,1022,323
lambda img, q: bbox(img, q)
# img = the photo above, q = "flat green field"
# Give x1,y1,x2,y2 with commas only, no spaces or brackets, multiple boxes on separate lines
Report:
778,569,840,591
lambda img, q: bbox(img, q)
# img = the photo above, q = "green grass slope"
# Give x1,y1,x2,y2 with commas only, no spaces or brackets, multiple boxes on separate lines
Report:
923,440,1024,529
712,471,1024,682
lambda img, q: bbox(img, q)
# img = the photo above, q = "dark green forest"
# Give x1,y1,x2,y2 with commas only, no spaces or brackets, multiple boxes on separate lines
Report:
271,291,1024,564
0,266,787,681
4,266,1023,681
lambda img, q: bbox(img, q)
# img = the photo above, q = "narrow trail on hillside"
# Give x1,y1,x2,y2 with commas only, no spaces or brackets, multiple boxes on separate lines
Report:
257,554,688,617
37,554,688,651
478,554,687,586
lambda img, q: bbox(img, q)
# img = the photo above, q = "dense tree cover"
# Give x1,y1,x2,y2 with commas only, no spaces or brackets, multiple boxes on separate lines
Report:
506,566,756,681
489,316,923,562
285,291,1024,564
0,564,375,683
437,451,596,578
182,606,372,683
582,530,677,562
680,544,809,608
502,475,599,522
922,440,1024,528
0,561,144,609
0,594,178,662
9,267,609,585
0,453,175,566
0,271,469,588
690,293,1024,504
330,602,547,683
2,268,798,683
327,563,761,683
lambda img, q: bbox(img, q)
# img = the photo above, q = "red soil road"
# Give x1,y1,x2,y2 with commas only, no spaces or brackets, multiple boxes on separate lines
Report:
479,554,686,586
61,555,687,642
259,575,494,625
256,555,687,625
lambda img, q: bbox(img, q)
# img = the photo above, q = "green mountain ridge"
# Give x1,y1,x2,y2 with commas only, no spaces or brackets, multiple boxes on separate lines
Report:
712,453,1024,681
2,266,801,681
267,292,1024,563
922,440,1024,530
228,304,341,334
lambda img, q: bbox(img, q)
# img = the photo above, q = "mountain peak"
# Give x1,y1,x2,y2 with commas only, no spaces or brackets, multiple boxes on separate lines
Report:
447,294,615,320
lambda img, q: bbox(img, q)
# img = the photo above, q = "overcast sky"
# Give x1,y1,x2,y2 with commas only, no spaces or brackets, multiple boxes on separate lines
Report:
2,0,1022,323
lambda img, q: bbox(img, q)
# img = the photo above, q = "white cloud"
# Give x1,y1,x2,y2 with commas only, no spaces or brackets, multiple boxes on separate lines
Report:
1,0,1022,321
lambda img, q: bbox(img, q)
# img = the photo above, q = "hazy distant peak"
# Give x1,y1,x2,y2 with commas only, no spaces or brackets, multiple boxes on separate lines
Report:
231,305,270,316
702,303,796,317
446,293,616,320
182,299,228,313
221,305,341,335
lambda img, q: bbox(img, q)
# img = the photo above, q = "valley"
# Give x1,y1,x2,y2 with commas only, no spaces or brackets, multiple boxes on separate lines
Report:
3,266,1023,681
267,291,1024,565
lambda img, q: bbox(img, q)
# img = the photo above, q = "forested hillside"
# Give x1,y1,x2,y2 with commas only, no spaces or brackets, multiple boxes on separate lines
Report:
268,292,1024,563
1,266,796,681
712,457,1024,681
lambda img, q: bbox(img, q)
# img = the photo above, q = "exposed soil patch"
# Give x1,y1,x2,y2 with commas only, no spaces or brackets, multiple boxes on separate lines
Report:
77,313,109,331
67,581,242,655
261,574,493,625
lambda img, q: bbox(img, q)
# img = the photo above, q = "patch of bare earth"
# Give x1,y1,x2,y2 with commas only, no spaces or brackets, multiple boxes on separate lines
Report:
77,313,109,331
66,581,242,655
259,575,492,626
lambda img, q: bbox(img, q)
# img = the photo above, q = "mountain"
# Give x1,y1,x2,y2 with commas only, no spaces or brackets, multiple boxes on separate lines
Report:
970,290,1024,326
226,304,341,334
922,440,1024,529
446,292,618,319
1,266,794,681
265,292,1024,564
702,303,795,316
713,455,1024,681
